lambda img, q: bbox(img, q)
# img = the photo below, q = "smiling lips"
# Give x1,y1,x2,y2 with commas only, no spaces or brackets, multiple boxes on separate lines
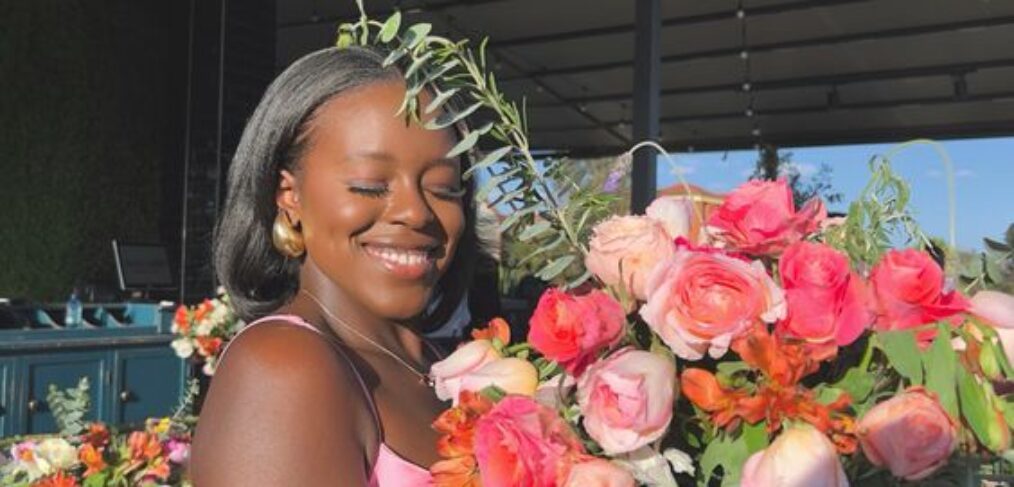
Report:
362,244,437,279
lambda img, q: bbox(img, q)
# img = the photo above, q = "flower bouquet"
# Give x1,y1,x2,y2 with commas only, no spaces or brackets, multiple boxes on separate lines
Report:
0,418,192,487
334,5,1014,486
170,289,244,377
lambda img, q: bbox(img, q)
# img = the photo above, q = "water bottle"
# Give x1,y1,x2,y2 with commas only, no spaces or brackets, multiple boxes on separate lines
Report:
65,290,83,327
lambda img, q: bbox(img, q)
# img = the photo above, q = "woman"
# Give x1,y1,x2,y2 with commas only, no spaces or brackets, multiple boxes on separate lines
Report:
189,46,477,486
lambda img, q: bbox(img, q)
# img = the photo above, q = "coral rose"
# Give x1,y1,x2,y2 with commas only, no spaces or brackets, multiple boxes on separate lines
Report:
640,250,786,360
741,423,849,487
460,357,539,399
870,249,969,342
706,178,826,256
473,396,586,487
577,348,676,455
562,458,635,487
528,288,626,376
777,241,872,359
585,215,675,300
430,339,501,405
857,387,957,481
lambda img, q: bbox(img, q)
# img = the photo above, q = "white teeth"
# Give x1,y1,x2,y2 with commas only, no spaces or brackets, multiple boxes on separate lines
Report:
366,246,431,267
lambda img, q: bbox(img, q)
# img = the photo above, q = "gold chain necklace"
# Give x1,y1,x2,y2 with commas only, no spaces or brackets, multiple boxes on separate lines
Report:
299,289,435,387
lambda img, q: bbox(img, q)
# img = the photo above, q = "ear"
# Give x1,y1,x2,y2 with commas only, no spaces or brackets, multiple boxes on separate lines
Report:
276,169,301,225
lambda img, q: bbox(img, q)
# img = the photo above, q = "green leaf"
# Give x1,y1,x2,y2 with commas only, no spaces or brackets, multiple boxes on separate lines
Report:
336,25,356,49
403,23,432,49
476,167,522,202
427,103,484,131
957,365,1006,452
1006,223,1014,246
815,386,846,405
83,470,111,487
716,361,750,379
985,253,1008,283
377,11,402,43
517,234,565,267
877,329,923,385
382,45,409,67
832,366,876,403
467,146,513,177
565,270,592,290
519,221,551,242
423,87,461,115
984,237,1012,253
403,50,435,79
499,204,541,232
446,129,481,159
700,433,751,486
537,255,576,281
479,385,507,402
923,322,959,418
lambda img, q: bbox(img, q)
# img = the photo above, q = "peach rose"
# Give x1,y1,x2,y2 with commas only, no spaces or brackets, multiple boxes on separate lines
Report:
460,357,539,399
640,250,786,360
858,387,957,481
562,458,635,487
473,396,585,487
528,288,626,376
741,423,849,487
870,249,969,343
430,339,501,404
777,241,872,358
577,348,676,455
645,195,698,243
707,178,826,256
970,290,1014,366
585,215,675,300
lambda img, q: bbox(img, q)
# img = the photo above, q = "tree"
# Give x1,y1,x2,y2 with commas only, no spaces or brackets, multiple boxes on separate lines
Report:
750,144,843,209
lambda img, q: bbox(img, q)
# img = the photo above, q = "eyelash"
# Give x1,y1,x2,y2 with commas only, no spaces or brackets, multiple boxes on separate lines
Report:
347,185,466,200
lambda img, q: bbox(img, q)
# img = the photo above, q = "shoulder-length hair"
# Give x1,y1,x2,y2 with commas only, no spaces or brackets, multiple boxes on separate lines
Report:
213,46,477,329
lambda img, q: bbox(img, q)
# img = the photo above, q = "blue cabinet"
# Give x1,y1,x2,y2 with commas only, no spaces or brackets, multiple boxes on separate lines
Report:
0,302,188,437
0,358,13,437
21,352,108,434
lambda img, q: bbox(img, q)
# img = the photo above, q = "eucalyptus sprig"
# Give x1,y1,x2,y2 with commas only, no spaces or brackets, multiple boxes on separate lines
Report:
336,4,608,288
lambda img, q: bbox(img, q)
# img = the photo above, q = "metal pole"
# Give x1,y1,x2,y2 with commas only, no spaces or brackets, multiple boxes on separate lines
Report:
631,0,660,214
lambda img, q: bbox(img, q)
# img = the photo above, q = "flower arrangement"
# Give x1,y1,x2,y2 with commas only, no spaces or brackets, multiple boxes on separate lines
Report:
329,5,1014,485
170,289,244,376
0,418,192,487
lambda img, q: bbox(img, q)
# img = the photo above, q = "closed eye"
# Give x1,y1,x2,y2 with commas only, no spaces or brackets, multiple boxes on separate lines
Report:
348,184,388,198
428,186,467,200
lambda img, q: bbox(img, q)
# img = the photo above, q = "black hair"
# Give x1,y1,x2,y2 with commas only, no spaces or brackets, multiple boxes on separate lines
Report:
213,46,477,328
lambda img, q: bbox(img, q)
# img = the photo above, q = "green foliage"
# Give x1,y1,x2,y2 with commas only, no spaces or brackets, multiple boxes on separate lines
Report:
698,431,752,486
876,329,923,386
957,365,1008,452
750,146,843,208
957,223,1014,294
825,157,929,266
46,376,91,437
923,323,959,418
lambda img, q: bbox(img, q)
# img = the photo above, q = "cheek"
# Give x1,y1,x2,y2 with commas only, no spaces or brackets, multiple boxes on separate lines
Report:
436,200,466,251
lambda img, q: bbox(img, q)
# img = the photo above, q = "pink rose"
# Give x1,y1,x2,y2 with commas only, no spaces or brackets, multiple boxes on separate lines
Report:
577,348,676,455
528,288,625,376
707,178,826,256
562,458,635,487
858,387,957,481
430,339,501,404
741,424,849,487
474,396,586,487
585,216,675,300
460,357,539,398
777,241,872,359
870,249,969,341
645,195,698,243
640,250,786,360
971,290,1014,366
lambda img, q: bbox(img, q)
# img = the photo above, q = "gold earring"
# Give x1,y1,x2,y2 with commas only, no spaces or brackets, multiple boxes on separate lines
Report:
272,211,305,258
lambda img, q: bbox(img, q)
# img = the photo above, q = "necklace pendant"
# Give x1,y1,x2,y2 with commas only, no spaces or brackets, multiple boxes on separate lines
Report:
421,375,435,388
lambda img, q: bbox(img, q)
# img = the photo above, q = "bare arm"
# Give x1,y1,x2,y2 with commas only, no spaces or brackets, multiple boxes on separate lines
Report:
189,323,375,486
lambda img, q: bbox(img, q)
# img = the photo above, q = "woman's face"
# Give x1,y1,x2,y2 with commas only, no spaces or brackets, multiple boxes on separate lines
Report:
280,79,466,321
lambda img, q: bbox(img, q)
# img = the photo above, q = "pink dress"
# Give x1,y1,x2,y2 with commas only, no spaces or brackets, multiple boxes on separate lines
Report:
218,314,435,486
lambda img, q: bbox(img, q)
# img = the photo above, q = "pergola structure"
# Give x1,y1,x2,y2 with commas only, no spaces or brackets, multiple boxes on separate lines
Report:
275,0,1014,212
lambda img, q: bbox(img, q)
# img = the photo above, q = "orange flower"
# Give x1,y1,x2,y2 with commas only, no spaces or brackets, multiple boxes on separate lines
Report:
431,390,494,487
128,431,164,462
144,459,171,481
82,423,110,448
195,336,223,358
31,471,79,487
194,299,214,322
78,443,106,477
471,317,510,345
681,368,753,429
173,305,191,334
732,324,819,387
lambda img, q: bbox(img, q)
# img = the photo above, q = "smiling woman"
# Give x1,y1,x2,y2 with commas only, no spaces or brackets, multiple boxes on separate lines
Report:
189,46,478,486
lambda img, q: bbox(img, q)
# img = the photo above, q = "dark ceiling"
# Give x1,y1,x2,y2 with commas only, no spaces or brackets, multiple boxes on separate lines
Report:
275,0,1014,156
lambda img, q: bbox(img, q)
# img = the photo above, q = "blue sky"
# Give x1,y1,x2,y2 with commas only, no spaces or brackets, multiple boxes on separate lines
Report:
654,136,1014,251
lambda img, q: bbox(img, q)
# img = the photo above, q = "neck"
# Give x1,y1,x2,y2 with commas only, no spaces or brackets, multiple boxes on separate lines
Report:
293,257,426,362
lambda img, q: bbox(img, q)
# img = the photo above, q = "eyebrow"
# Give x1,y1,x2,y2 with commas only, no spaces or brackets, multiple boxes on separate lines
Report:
348,151,458,168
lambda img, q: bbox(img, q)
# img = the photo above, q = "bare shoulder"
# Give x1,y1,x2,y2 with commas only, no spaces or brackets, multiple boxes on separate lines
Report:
189,320,373,486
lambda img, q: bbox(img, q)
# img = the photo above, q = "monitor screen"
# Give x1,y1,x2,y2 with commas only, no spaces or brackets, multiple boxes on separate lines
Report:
112,240,174,290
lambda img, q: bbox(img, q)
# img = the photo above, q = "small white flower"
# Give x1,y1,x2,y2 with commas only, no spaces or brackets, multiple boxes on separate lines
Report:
196,320,216,336
202,358,217,376
615,446,679,487
8,441,49,480
171,338,195,359
36,438,78,471
663,447,695,476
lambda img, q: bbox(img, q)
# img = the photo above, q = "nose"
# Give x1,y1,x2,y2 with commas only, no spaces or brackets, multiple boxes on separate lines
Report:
386,180,435,228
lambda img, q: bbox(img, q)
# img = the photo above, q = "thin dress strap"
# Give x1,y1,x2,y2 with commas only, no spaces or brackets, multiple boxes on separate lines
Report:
220,314,384,437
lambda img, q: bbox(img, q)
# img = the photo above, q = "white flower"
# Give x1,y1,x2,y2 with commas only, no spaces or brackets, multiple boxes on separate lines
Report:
195,319,216,336
36,438,78,471
663,448,695,476
171,338,195,359
9,441,49,480
202,358,218,376
614,446,679,487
